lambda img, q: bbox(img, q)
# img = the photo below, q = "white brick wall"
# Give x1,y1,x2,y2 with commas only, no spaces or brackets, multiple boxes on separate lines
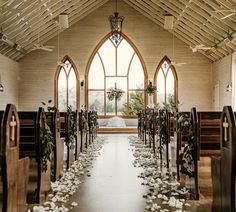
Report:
18,0,213,111
0,54,20,110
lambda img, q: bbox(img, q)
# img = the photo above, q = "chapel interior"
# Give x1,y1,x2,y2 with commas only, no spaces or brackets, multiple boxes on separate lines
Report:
0,0,236,211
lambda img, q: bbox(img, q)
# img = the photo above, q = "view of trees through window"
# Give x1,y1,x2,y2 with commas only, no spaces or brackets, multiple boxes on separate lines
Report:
88,34,145,116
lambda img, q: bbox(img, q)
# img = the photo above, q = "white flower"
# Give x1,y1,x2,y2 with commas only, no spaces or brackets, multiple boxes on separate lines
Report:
71,202,78,206
33,206,45,212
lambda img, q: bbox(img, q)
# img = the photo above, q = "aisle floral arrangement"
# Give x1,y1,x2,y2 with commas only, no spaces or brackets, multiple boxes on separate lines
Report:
177,113,195,178
128,135,192,211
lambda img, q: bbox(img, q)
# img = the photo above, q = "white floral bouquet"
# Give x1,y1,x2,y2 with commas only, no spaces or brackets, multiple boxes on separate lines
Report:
107,87,124,101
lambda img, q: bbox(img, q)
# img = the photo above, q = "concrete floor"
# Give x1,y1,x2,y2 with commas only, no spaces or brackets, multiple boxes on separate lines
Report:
68,134,212,212
70,134,147,212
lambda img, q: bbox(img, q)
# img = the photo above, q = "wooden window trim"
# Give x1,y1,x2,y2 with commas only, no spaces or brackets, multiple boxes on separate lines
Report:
153,56,178,108
54,55,80,111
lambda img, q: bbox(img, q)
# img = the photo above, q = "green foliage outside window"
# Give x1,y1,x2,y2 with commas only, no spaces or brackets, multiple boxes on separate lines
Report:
122,91,145,116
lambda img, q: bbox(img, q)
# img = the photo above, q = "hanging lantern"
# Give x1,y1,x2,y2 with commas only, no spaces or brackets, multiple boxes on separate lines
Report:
108,0,124,36
108,12,124,35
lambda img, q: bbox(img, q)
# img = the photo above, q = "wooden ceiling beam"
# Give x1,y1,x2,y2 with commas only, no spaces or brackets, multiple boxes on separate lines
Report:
9,0,108,60
5,0,70,41
125,0,218,61
21,0,106,50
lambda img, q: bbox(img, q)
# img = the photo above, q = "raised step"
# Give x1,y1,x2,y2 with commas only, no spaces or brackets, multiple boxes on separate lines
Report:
97,127,137,134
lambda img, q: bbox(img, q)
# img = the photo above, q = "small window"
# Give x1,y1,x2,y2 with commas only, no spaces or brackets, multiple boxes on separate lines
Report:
55,56,79,112
154,56,178,109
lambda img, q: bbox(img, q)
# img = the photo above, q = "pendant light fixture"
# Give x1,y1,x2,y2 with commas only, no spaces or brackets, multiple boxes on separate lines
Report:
226,54,232,92
108,0,124,41
0,74,4,92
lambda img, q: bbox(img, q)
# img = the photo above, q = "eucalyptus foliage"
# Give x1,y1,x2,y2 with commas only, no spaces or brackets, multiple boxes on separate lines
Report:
40,120,54,172
67,106,77,149
146,80,156,96
157,110,168,146
41,99,57,112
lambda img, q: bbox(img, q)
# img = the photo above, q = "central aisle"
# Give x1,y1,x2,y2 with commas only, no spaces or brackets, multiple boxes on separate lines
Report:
71,134,147,212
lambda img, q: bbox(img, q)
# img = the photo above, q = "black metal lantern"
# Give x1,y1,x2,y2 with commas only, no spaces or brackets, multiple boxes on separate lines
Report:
108,0,124,36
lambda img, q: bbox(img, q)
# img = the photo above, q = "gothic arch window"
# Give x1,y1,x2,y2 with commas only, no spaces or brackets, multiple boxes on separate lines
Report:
154,56,178,108
86,33,147,116
55,55,79,112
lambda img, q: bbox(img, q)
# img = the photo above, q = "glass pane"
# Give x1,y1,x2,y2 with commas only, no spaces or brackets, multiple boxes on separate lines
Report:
117,93,127,115
156,70,165,107
64,60,71,75
88,91,104,115
122,91,145,116
68,69,77,111
110,32,122,46
117,39,134,75
162,61,169,76
88,53,104,89
58,69,67,112
98,39,116,76
166,69,175,106
106,96,115,115
129,54,144,89
106,77,127,92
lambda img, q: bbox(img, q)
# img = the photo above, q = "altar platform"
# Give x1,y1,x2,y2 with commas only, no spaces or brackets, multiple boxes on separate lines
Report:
97,117,138,134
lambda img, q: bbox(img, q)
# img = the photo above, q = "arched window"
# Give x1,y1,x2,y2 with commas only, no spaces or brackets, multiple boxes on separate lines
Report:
86,33,147,116
55,55,79,112
154,56,178,109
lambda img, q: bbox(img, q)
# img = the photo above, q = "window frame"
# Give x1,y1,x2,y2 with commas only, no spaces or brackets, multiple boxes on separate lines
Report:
85,32,148,117
153,56,178,108
54,55,80,111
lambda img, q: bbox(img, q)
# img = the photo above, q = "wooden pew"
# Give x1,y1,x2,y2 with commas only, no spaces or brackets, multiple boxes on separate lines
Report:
79,110,88,152
174,108,200,200
190,107,200,200
60,112,75,169
212,106,236,212
198,111,221,155
174,111,221,156
18,108,51,204
0,104,29,211
46,110,64,181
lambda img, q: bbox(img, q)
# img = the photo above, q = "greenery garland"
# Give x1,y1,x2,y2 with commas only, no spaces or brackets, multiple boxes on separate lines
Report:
67,106,77,149
40,116,54,172
177,113,195,178
80,110,89,133
157,109,168,146
41,99,57,112
89,111,99,129
146,80,156,96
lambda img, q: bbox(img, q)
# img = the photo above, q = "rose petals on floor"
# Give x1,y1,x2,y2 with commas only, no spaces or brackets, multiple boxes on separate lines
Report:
29,136,105,212
128,135,193,212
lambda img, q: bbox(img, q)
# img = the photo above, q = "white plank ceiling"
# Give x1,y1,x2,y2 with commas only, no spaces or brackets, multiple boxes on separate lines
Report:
0,0,236,61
